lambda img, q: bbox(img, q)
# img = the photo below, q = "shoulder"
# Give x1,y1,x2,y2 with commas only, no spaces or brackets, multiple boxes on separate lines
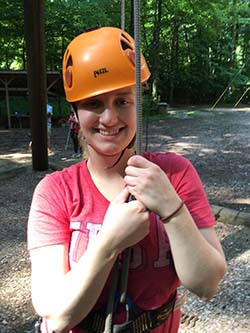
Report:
57,160,87,178
30,161,88,226
36,161,87,194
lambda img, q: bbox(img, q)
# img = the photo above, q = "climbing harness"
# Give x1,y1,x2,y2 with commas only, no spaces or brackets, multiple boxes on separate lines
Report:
77,291,187,333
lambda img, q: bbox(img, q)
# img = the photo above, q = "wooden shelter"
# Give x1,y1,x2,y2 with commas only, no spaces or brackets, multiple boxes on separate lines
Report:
0,71,64,128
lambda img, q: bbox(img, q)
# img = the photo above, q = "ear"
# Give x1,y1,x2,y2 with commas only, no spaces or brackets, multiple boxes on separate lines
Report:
65,67,73,88
126,49,135,66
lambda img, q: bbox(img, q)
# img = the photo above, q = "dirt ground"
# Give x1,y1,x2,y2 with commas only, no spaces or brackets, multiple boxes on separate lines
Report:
0,107,249,332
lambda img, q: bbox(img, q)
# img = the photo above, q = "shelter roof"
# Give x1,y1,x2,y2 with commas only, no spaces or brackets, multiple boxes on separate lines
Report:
0,70,64,97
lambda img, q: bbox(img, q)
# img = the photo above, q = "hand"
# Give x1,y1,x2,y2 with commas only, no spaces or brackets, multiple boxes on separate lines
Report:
100,187,150,252
124,155,180,217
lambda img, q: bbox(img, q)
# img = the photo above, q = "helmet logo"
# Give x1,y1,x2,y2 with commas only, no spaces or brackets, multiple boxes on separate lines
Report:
93,67,109,78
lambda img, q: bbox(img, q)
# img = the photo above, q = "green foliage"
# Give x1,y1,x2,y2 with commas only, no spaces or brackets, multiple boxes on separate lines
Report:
0,0,249,107
44,0,121,70
0,1,24,69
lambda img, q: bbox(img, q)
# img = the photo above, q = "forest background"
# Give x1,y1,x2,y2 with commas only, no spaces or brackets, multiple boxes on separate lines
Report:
0,0,249,117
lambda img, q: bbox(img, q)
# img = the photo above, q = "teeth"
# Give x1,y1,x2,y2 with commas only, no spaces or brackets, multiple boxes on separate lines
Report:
99,129,119,136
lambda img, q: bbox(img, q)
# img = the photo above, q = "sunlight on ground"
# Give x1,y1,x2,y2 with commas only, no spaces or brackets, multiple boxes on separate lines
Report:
229,198,250,205
181,136,199,139
235,250,250,264
221,150,239,154
1,153,31,159
166,141,218,156
0,153,32,165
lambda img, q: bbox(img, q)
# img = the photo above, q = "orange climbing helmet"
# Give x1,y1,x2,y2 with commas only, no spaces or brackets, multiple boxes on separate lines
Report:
62,26,151,102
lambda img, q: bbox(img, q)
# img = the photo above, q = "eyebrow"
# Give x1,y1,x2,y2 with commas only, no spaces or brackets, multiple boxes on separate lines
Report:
116,90,135,97
78,89,135,104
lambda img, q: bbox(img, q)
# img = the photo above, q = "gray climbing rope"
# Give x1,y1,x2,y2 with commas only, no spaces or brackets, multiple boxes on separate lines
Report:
104,1,143,331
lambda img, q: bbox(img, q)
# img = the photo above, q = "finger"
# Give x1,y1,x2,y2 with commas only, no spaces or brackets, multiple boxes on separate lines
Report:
142,203,149,211
127,155,149,167
127,194,148,211
125,164,148,179
124,175,138,187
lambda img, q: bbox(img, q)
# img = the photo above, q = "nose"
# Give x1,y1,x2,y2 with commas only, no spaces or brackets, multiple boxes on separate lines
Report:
100,105,119,126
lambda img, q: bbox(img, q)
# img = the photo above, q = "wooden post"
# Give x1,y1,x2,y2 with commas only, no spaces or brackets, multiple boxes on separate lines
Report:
23,0,48,171
0,78,13,128
5,80,11,129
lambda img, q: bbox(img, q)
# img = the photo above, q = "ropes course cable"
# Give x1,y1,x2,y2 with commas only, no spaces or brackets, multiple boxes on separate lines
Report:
134,0,143,156
233,86,250,108
120,0,125,30
120,0,142,304
210,58,250,111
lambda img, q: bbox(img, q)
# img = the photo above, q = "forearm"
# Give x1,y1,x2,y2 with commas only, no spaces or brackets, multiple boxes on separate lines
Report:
164,204,227,300
125,155,227,299
31,187,150,332
32,240,119,332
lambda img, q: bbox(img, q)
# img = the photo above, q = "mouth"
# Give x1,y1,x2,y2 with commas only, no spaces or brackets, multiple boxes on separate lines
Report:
99,129,121,136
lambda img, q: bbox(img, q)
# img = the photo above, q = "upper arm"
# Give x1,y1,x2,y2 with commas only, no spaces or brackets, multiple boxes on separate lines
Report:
30,243,69,281
30,244,69,309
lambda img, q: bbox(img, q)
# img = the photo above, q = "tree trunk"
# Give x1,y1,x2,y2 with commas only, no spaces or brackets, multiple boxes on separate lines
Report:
129,0,134,36
169,19,179,105
229,0,239,67
148,0,163,101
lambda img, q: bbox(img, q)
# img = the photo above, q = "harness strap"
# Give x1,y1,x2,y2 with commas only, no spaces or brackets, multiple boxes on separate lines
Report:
78,291,187,333
104,260,120,332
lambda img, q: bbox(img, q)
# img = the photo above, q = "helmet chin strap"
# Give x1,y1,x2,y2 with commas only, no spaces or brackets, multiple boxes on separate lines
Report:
105,149,126,169
105,135,136,169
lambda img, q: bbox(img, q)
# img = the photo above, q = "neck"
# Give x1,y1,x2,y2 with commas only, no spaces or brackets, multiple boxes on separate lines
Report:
86,147,134,201
87,146,134,177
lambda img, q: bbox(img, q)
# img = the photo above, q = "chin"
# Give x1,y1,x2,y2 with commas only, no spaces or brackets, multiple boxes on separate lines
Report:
96,145,127,157
88,137,134,156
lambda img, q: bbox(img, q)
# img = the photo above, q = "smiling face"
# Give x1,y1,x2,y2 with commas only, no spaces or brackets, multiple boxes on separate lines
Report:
75,86,136,158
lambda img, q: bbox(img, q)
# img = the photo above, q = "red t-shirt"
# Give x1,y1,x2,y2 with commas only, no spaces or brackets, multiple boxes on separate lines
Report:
28,152,216,333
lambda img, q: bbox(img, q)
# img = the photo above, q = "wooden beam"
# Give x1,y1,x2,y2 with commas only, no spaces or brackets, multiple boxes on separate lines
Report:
212,205,250,227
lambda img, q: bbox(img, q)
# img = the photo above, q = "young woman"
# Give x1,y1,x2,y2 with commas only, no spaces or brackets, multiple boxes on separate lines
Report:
28,27,227,333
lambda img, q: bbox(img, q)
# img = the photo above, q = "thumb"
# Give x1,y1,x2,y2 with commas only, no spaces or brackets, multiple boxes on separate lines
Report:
112,186,130,204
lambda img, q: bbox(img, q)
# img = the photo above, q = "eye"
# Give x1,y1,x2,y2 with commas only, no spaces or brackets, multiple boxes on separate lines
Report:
116,98,133,108
118,99,128,106
77,99,102,110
